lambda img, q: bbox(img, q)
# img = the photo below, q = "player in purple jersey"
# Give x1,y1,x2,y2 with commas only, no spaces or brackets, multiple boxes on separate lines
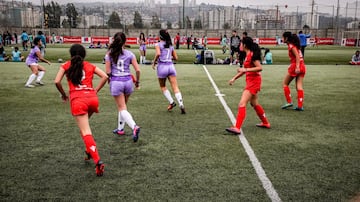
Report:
105,32,141,142
24,37,51,88
152,29,186,114
138,32,146,64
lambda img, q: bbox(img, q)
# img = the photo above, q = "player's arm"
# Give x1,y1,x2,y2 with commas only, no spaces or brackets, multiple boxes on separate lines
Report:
152,45,160,69
131,56,141,89
54,67,68,102
94,67,108,93
172,49,178,61
35,50,51,65
229,71,245,85
242,60,262,72
291,47,301,71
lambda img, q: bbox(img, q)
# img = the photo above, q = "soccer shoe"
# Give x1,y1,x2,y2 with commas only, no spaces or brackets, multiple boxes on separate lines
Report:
132,125,140,142
84,151,92,161
95,160,105,177
112,128,125,136
225,126,241,135
167,102,176,111
256,122,271,129
281,103,293,109
294,107,304,111
180,106,186,114
35,81,44,85
25,84,35,88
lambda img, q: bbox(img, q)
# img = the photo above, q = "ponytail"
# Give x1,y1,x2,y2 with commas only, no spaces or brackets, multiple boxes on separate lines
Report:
66,44,86,86
109,32,126,64
159,29,172,48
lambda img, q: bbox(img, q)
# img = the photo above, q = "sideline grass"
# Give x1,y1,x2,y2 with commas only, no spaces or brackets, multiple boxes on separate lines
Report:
0,59,359,201
3,44,358,65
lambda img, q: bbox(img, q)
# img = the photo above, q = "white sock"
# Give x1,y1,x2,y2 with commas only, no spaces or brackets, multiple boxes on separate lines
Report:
163,89,174,104
175,92,184,107
117,111,125,130
140,56,144,64
120,110,136,130
25,74,36,86
143,56,146,63
36,71,45,82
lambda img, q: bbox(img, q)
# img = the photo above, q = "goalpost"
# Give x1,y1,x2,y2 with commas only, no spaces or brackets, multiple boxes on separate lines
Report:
341,31,360,47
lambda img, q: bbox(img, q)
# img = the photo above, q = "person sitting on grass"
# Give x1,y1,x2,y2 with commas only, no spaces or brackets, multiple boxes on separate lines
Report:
262,48,273,64
0,43,9,62
349,50,360,65
11,47,25,62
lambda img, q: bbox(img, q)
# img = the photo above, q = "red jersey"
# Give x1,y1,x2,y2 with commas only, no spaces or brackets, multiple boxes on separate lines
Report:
287,44,304,64
243,51,261,95
243,51,261,77
61,61,97,100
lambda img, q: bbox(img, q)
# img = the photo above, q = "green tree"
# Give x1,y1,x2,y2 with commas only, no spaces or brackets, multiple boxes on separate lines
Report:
45,1,62,28
133,11,143,29
185,16,191,29
223,22,230,30
151,14,161,29
166,21,172,29
65,3,78,28
108,11,122,28
193,17,202,29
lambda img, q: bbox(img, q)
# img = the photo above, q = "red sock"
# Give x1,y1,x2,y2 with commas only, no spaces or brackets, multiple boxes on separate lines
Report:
297,90,304,108
235,107,246,129
283,86,292,103
82,134,100,164
254,105,269,124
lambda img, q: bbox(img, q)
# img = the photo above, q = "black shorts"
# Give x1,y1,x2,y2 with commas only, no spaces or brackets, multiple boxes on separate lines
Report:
230,46,240,56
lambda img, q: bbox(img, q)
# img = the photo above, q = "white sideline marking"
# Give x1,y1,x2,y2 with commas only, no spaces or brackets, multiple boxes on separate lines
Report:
202,65,282,202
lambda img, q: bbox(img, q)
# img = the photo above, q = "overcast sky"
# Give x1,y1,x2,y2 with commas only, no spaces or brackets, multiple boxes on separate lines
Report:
30,0,358,14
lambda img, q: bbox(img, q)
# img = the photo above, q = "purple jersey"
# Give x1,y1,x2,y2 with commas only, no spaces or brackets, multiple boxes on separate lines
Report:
105,49,135,81
25,46,40,65
155,41,174,65
155,41,177,78
105,49,136,96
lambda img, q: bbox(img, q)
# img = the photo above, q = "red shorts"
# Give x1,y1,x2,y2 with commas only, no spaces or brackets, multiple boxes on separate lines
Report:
70,95,99,116
288,63,306,77
245,76,261,95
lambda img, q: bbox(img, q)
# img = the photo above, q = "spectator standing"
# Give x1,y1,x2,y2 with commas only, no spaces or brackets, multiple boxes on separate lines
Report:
14,32,18,44
21,30,29,51
229,30,241,65
175,33,180,49
298,30,311,58
37,31,47,57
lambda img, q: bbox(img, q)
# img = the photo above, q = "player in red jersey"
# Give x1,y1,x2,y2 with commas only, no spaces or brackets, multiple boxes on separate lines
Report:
54,44,108,176
281,32,306,111
226,37,270,135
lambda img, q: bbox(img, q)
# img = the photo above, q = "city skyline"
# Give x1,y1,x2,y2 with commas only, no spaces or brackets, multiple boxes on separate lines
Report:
28,0,357,8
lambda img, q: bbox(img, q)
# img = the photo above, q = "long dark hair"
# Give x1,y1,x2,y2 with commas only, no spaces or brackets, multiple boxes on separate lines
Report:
242,37,261,62
159,29,172,48
283,31,300,49
67,44,86,86
139,32,145,41
109,32,126,64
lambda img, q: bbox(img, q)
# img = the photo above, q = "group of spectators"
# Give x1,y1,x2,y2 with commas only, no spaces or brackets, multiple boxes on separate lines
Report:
0,30,47,62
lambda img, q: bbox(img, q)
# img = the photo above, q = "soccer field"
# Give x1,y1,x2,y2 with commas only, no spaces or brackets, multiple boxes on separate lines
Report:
0,47,360,201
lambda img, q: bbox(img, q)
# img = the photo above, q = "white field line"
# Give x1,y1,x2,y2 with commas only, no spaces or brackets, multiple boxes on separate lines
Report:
202,65,282,202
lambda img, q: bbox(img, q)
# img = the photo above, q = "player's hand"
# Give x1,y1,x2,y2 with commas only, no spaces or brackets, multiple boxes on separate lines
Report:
295,67,300,74
135,82,140,90
152,63,156,70
61,94,68,102
228,78,235,85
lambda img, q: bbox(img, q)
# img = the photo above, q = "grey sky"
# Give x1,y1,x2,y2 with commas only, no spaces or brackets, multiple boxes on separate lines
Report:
33,0,358,14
